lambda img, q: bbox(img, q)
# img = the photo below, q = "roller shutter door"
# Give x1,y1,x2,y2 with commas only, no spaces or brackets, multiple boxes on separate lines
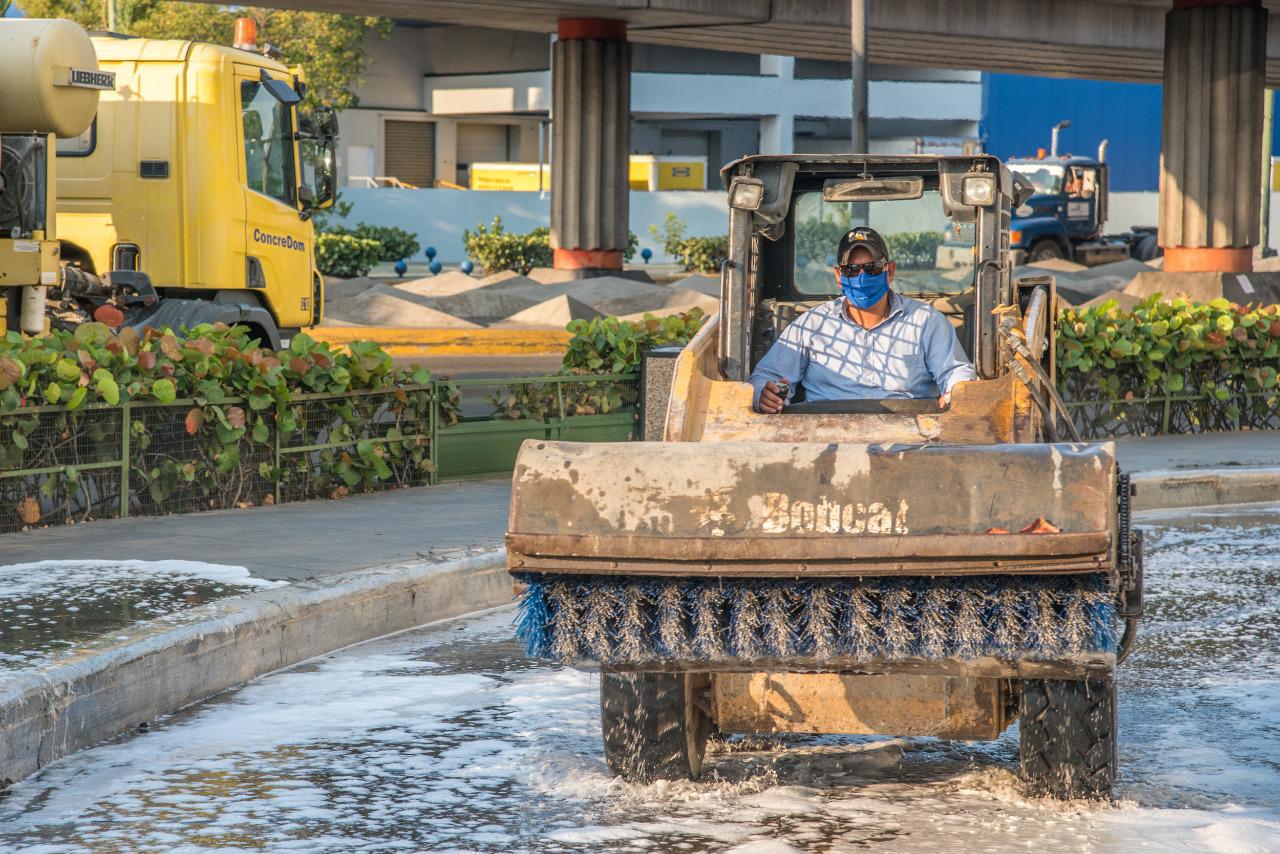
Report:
457,123,511,166
383,120,435,188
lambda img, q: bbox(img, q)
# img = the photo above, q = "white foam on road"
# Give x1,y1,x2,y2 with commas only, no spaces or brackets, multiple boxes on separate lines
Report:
0,559,284,597
1,513,1279,852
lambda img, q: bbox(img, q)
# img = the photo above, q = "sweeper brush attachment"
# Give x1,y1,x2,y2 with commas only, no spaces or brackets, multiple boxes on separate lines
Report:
516,573,1116,667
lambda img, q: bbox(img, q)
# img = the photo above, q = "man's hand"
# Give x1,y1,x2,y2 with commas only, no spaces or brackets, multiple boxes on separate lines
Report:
938,392,952,410
759,380,789,414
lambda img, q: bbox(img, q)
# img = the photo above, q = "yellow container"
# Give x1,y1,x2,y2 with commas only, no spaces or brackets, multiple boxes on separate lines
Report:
629,155,706,191
469,156,707,191
469,162,550,191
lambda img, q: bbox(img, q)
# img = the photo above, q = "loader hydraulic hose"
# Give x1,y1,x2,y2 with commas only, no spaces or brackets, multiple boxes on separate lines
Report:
1008,357,1059,443
998,304,1083,443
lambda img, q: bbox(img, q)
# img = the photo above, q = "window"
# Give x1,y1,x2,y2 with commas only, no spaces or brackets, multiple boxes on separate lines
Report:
1068,166,1098,199
792,191,971,296
241,80,295,205
1009,164,1063,196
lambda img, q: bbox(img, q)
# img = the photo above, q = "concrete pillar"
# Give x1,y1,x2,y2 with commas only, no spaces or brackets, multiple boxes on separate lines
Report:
759,114,794,155
850,0,868,153
551,18,630,270
1159,0,1267,273
759,55,795,154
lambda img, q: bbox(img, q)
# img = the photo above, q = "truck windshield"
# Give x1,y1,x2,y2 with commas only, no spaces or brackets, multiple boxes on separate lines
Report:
1009,164,1064,196
792,190,974,296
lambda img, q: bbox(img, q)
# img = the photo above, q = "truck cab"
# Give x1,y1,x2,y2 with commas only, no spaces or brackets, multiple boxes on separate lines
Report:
54,32,337,348
1006,154,1159,267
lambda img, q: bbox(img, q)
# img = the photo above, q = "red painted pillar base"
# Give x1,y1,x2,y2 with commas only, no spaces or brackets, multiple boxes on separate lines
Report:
1162,246,1254,273
553,248,624,270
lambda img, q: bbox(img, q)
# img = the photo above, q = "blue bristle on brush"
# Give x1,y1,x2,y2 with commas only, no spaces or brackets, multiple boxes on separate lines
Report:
513,573,1116,666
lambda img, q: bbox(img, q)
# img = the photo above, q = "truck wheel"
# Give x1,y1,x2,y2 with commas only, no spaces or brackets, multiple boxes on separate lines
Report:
1028,239,1066,263
600,671,709,782
1135,234,1162,262
1019,676,1116,799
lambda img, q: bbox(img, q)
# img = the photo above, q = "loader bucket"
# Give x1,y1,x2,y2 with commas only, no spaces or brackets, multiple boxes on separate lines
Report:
507,439,1118,578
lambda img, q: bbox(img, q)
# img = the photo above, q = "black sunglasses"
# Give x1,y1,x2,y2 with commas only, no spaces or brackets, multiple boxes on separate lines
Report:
836,261,887,276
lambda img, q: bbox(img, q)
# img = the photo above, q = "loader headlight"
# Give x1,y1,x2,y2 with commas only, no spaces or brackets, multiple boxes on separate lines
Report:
961,175,996,206
729,178,765,211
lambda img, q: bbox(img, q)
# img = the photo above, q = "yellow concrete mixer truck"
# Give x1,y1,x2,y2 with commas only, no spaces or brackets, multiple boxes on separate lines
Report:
1,17,338,349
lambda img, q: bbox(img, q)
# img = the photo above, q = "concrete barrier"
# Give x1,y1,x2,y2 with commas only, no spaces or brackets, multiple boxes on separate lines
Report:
1132,466,1280,512
0,550,511,787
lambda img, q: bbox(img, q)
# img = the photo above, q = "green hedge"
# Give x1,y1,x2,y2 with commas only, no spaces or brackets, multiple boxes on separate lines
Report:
0,325,458,529
1057,295,1280,435
795,214,944,271
884,232,946,269
463,216,640,275
326,224,421,263
316,233,382,278
463,217,553,275
649,212,727,273
488,309,707,420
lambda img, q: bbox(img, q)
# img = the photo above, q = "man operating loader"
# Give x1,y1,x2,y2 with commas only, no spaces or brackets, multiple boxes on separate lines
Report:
750,226,976,412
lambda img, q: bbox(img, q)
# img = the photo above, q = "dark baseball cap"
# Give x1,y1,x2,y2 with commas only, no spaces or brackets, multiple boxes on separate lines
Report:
836,226,890,264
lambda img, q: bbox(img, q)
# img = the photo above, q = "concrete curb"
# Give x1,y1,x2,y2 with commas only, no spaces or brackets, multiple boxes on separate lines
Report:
1132,466,1280,511
0,549,511,786
312,327,570,356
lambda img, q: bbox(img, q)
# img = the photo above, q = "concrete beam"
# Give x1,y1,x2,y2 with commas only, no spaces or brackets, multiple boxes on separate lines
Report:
222,0,1280,85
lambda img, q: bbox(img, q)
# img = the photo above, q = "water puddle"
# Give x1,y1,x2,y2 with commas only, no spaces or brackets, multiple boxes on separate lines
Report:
0,560,285,673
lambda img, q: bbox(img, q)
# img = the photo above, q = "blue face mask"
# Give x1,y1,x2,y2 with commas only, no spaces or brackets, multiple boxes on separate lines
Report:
839,270,890,309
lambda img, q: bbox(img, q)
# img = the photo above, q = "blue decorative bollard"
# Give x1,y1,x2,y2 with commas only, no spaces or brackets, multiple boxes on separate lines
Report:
393,259,408,277
826,254,837,267
460,259,474,275
796,256,809,268
429,260,443,275
641,247,652,263
425,246,437,260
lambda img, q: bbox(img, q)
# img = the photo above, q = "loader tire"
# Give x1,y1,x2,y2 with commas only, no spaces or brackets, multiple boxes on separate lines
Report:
1018,676,1116,800
600,671,709,783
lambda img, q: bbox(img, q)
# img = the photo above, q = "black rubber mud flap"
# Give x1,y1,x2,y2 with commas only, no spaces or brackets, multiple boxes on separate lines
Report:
1019,676,1117,799
600,671,709,782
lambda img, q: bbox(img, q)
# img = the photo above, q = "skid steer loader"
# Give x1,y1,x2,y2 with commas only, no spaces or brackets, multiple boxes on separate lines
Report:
506,154,1144,800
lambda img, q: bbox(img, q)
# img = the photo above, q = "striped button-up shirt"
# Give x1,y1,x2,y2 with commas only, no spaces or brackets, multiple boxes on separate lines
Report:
748,292,977,409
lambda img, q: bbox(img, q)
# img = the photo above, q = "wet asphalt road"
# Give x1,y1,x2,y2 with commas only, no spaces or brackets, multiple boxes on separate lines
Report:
1,504,1277,852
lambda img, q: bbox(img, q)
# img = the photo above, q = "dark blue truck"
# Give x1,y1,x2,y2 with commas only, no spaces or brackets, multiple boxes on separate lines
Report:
1006,148,1160,266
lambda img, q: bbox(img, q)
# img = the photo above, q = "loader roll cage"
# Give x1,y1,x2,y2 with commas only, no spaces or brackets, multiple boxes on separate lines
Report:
718,154,1030,384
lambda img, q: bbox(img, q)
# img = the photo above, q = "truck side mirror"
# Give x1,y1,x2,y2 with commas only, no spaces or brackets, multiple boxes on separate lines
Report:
318,107,339,139
297,184,314,221
1011,173,1036,208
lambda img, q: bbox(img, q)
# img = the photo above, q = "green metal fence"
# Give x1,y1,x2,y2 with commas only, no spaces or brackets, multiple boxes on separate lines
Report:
436,374,639,479
1064,388,1280,437
1,374,639,534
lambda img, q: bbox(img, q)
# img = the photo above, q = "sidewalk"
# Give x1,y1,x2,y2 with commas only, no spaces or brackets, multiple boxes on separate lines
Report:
1114,430,1278,473
2,479,513,581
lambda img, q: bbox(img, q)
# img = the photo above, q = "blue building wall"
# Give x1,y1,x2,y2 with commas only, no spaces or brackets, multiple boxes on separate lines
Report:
983,74,1280,193
981,73,1164,192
